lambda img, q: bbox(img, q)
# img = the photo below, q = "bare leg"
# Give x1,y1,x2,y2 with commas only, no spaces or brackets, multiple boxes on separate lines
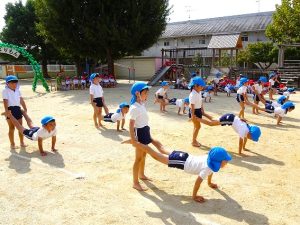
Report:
21,110,34,128
135,142,169,164
93,107,98,127
17,118,26,147
6,119,16,148
133,147,148,191
138,152,152,181
239,102,245,119
151,139,171,155
98,107,103,127
192,120,201,147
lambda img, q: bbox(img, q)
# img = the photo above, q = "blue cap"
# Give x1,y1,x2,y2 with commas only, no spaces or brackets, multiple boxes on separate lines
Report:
277,96,287,105
206,85,213,91
287,88,295,92
207,147,232,172
188,77,206,89
90,73,100,81
41,116,55,126
184,97,189,103
119,102,129,108
191,72,197,78
239,77,249,86
130,82,151,105
161,81,169,86
216,72,222,78
6,75,18,83
269,72,276,78
258,76,267,83
248,125,261,142
281,101,295,110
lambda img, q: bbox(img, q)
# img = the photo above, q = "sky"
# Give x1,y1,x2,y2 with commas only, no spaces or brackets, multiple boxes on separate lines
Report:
0,0,282,31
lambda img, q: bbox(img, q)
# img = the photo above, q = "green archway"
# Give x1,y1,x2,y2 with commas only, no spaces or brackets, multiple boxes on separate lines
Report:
0,42,49,92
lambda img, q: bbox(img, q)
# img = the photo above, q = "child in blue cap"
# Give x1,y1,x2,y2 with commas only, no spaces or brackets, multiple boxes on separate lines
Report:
236,77,252,119
5,110,57,156
189,77,214,147
2,75,28,149
128,82,169,191
103,102,129,131
213,72,221,96
252,76,267,114
203,85,213,103
154,81,169,113
166,97,190,115
123,140,231,203
89,73,105,128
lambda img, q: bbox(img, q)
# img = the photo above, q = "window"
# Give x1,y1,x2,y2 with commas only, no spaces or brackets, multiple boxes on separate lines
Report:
241,33,248,42
199,39,205,44
164,41,169,46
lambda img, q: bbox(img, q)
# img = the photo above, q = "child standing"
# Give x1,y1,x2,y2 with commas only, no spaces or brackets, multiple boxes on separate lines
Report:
155,81,169,113
189,77,214,147
123,141,232,203
236,78,250,119
128,82,168,191
252,76,267,114
213,72,221,96
6,111,57,156
89,73,105,128
2,75,28,149
103,102,129,131
268,72,277,100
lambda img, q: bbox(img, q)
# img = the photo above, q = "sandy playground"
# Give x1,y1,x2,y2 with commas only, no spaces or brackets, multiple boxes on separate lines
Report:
0,79,299,225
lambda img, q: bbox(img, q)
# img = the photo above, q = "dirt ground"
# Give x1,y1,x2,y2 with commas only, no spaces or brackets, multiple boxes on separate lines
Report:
0,79,299,225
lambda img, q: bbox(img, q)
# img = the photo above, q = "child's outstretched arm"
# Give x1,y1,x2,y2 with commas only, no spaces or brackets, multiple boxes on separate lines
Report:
129,119,137,145
38,137,47,156
121,119,125,130
51,136,57,152
21,109,34,128
20,97,27,112
117,120,121,131
192,176,205,203
277,116,282,125
238,137,243,155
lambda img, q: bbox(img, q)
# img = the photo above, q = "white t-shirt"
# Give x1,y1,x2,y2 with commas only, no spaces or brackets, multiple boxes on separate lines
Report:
189,89,202,109
73,79,79,84
156,88,167,97
274,107,286,117
2,87,22,107
253,83,262,94
283,91,290,97
271,101,281,108
128,102,149,128
235,80,240,87
184,155,213,179
203,91,211,98
224,86,230,93
213,78,220,84
175,99,184,108
269,79,275,87
89,83,103,98
237,86,247,95
103,79,109,83
111,112,124,122
232,116,249,138
32,127,57,141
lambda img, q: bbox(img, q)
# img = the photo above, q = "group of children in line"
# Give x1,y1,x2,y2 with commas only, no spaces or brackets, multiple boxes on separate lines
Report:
1,71,296,203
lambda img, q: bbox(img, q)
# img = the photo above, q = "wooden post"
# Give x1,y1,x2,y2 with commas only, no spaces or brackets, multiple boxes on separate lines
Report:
218,49,221,66
212,49,215,67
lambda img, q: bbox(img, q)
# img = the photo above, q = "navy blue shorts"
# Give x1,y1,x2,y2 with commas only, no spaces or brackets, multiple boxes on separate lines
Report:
219,113,235,126
23,127,40,140
157,95,164,99
189,108,202,119
169,98,177,105
236,94,245,103
103,113,113,122
168,151,189,170
8,106,23,120
265,100,273,104
265,104,275,113
93,97,103,107
253,94,260,102
135,126,152,145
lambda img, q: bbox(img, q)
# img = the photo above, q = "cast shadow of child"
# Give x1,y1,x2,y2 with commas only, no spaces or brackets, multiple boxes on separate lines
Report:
5,148,65,174
99,127,129,142
140,182,269,225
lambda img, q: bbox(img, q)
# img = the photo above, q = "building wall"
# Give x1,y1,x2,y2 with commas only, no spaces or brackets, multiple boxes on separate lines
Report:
115,57,162,81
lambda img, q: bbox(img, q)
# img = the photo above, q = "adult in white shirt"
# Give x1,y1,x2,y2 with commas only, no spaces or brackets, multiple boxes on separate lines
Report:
89,73,105,128
123,141,232,203
2,75,28,149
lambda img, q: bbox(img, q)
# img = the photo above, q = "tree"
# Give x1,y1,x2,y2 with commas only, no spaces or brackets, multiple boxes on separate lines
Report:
0,0,61,77
237,42,278,70
35,0,169,75
266,0,300,44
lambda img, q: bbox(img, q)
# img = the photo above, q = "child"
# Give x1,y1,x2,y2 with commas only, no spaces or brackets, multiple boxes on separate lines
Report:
89,73,105,128
65,76,71,90
252,76,267,114
203,86,213,103
236,78,251,119
128,82,169,191
109,74,117,87
123,141,231,203
213,72,221,96
102,75,110,88
224,84,234,97
2,75,28,149
103,102,129,131
189,77,214,147
268,72,277,100
176,97,189,115
6,110,57,156
155,81,169,113
260,101,295,125
73,76,79,90
81,73,87,90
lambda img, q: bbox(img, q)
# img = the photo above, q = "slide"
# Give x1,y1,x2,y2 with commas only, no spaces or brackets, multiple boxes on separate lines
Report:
148,66,171,86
